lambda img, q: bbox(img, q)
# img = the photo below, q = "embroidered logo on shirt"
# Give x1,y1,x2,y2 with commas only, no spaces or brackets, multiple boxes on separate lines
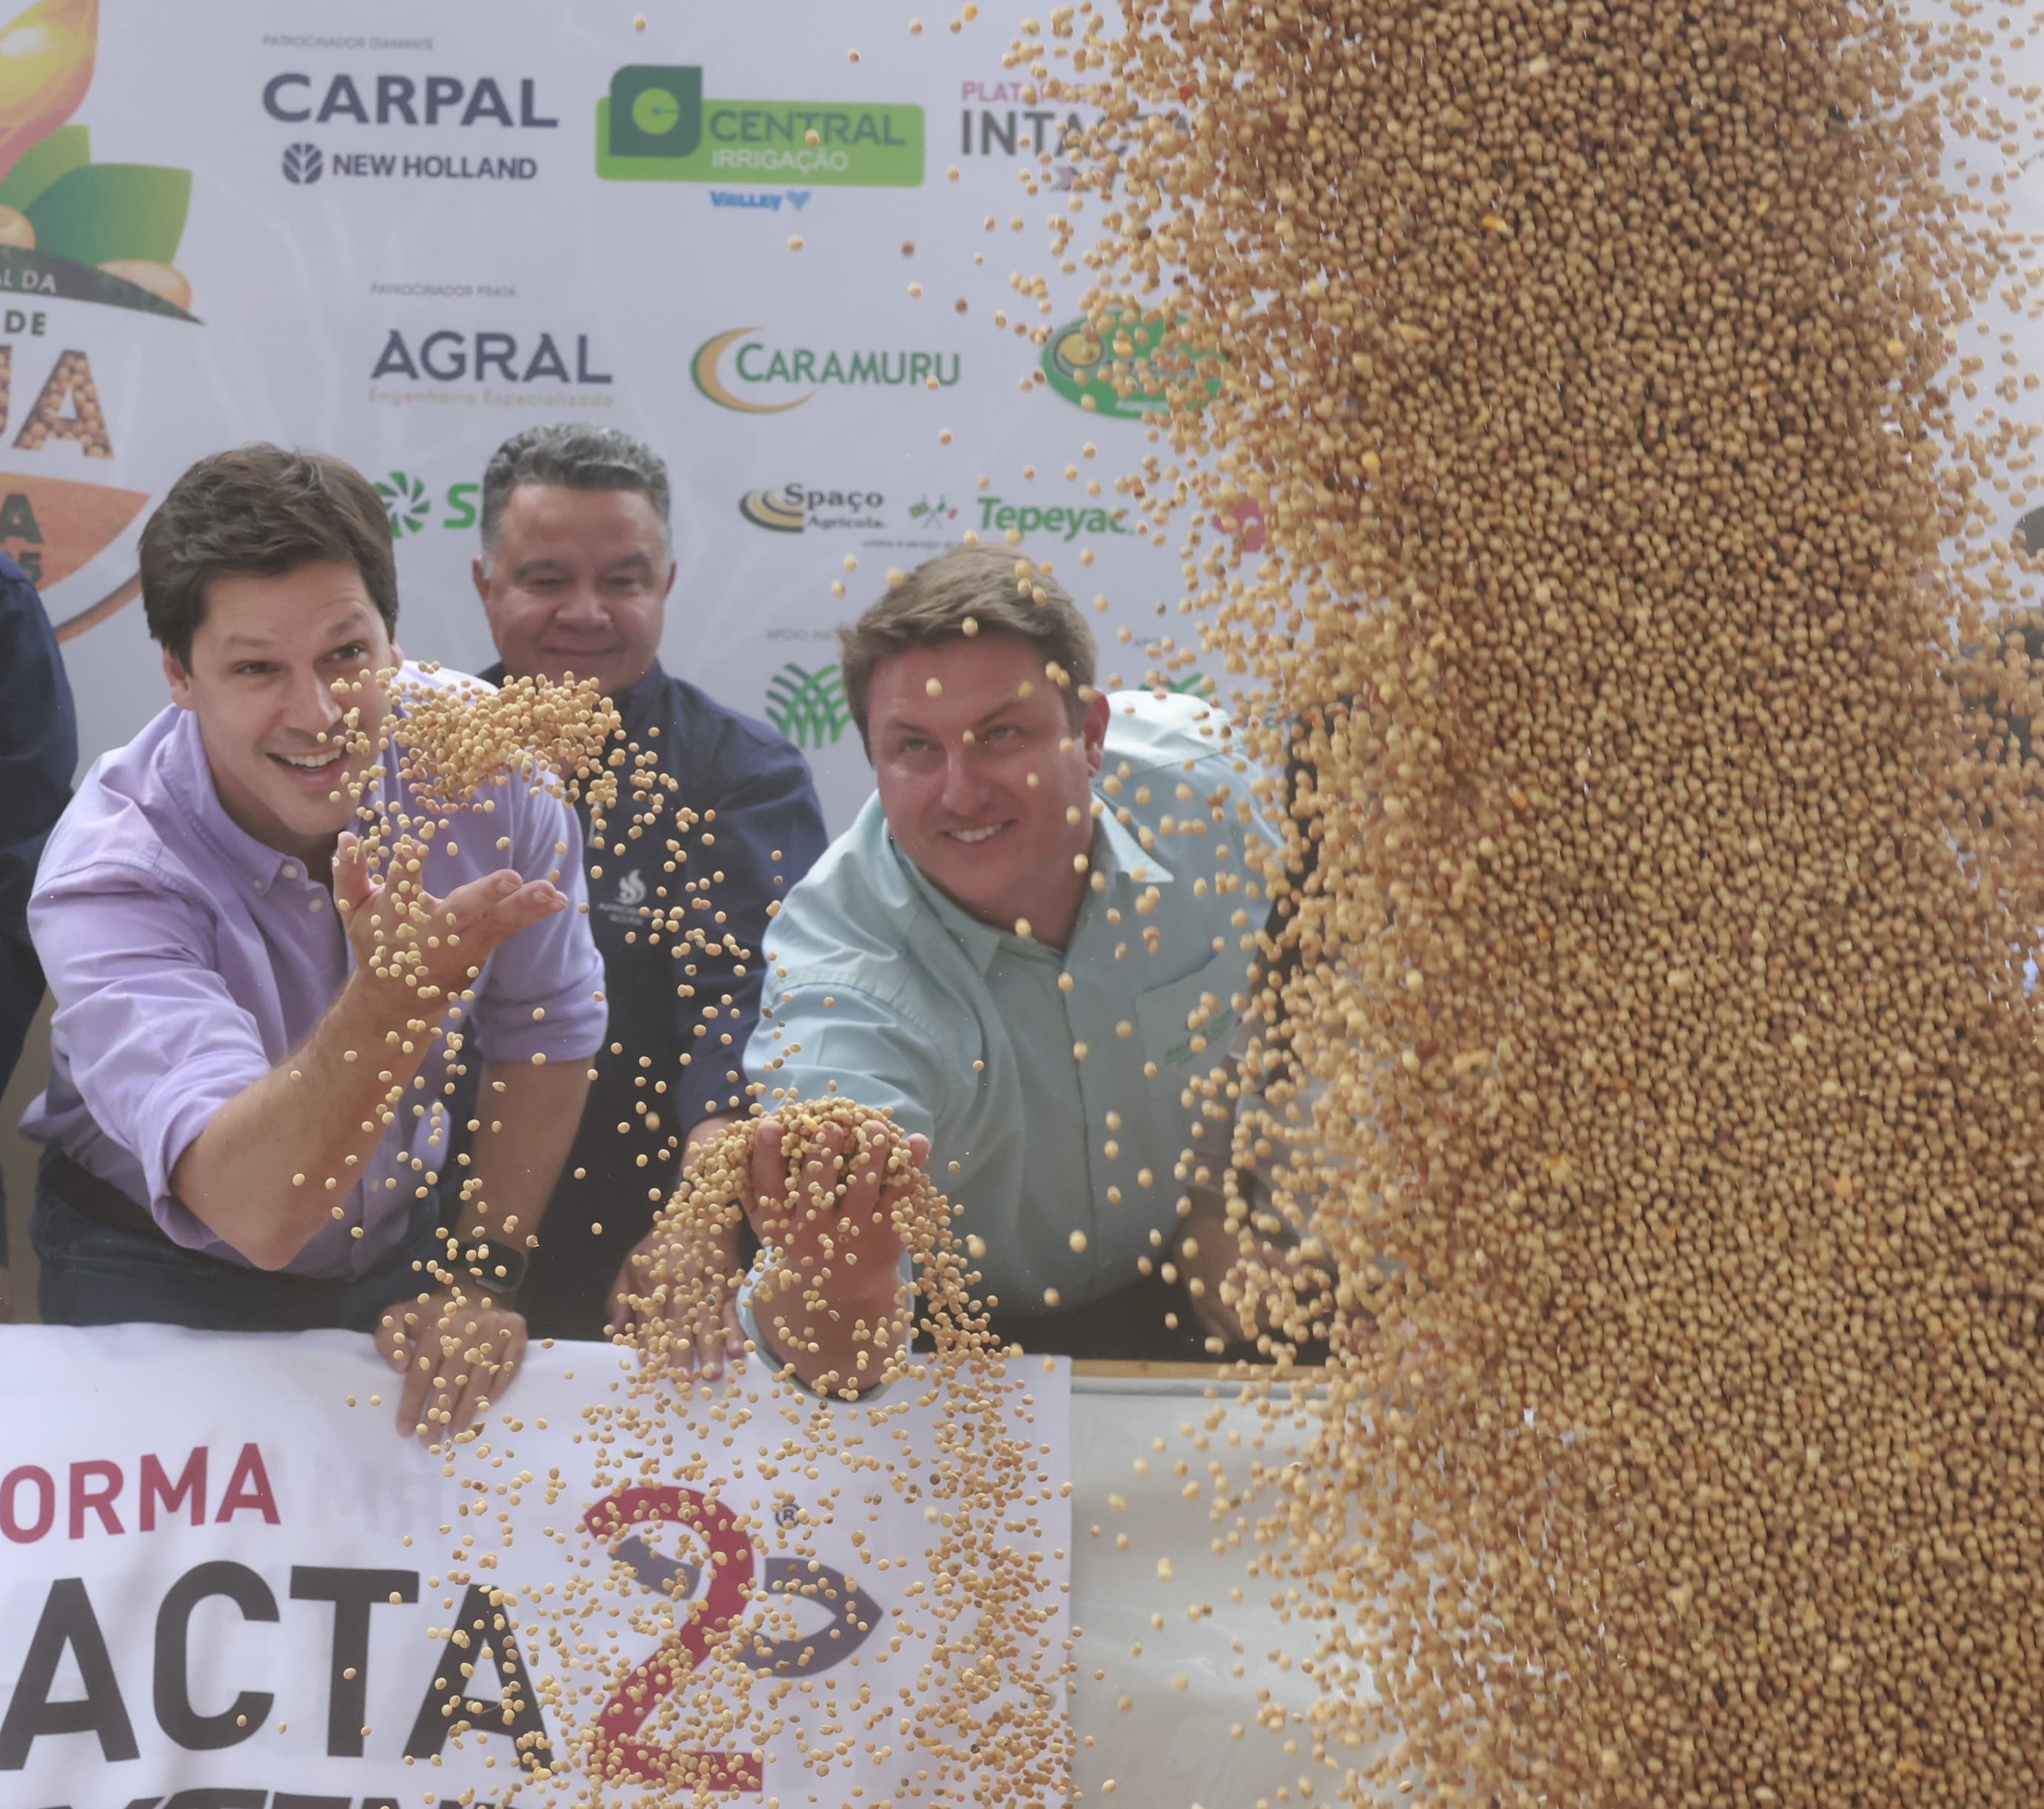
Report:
597,865,649,926
1162,1007,1236,1068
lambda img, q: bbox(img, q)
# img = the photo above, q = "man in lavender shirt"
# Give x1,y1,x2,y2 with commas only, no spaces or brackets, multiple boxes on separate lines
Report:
20,446,606,1440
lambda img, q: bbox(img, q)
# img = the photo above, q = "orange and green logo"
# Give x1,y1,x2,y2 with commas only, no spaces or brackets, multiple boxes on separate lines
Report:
738,487,805,532
0,0,201,640
692,327,961,415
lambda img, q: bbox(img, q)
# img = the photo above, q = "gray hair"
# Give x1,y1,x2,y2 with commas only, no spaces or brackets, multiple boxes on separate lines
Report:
478,424,673,567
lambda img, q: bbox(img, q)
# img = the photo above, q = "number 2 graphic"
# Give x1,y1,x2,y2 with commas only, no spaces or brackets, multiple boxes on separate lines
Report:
584,1486,763,1794
583,1484,885,1794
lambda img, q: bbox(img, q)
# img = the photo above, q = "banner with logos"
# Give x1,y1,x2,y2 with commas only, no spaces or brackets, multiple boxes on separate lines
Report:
8,0,1225,830
0,1324,1072,1809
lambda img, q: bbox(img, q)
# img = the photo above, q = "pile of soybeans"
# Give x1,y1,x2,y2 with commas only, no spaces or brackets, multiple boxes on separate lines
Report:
1024,0,2044,1800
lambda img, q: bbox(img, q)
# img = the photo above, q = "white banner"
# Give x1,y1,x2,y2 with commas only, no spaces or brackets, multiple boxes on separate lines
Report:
11,0,1220,832
0,1326,1072,1809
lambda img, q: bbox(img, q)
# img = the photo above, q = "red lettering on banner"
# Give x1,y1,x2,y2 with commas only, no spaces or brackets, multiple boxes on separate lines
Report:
0,1465,54,1543
68,1460,122,1537
0,1446,257,1542
583,1486,763,1795
141,1446,209,1530
215,1443,280,1526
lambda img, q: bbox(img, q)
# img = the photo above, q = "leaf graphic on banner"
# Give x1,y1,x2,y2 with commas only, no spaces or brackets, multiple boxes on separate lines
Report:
283,141,323,187
27,160,190,266
764,663,851,748
0,121,85,212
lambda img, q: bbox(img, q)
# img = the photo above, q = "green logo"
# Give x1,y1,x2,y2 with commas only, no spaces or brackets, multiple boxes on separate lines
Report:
1169,671,1218,699
597,64,922,188
1042,311,1219,421
375,469,430,540
765,662,852,748
609,65,703,158
367,474,478,538
1162,1007,1237,1069
975,494,1127,543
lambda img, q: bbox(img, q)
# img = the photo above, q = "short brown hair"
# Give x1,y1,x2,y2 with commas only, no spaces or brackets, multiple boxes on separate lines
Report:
140,445,399,668
838,544,1097,751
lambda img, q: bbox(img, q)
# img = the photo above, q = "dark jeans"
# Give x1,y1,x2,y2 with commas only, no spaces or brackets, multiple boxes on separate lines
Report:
31,1149,446,1332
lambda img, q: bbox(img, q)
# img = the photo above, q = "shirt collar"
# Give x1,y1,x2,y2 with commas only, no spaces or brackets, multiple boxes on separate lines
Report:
158,710,318,896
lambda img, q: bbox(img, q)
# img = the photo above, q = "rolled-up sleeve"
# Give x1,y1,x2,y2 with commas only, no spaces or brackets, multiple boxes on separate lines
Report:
465,781,609,1063
30,865,269,1241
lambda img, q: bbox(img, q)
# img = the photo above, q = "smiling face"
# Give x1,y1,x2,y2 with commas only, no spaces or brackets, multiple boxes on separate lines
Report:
472,483,674,699
163,560,396,872
867,632,1111,948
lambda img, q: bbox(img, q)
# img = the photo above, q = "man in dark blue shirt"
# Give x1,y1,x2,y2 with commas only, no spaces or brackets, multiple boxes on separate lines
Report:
0,550,78,1320
472,425,828,1343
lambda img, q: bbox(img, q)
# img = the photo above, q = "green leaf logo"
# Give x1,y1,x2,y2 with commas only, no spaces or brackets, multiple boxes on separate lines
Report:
376,470,430,540
764,662,851,749
0,125,201,321
1041,310,1220,421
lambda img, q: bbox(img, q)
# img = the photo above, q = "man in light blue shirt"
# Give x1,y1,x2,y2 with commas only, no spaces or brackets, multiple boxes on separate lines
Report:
746,546,1278,1359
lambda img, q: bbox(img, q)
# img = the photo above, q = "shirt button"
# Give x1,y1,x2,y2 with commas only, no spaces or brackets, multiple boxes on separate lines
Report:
281,863,298,879
308,895,325,911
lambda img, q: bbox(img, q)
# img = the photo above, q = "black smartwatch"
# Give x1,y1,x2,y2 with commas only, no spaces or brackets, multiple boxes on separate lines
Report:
457,1236,529,1297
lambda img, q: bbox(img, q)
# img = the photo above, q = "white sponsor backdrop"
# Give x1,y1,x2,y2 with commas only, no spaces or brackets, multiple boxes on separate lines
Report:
14,1,2044,826
10,0,1210,832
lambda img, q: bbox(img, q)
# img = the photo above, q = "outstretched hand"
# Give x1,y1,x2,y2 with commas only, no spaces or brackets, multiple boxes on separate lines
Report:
334,829,568,1003
743,1116,930,1396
